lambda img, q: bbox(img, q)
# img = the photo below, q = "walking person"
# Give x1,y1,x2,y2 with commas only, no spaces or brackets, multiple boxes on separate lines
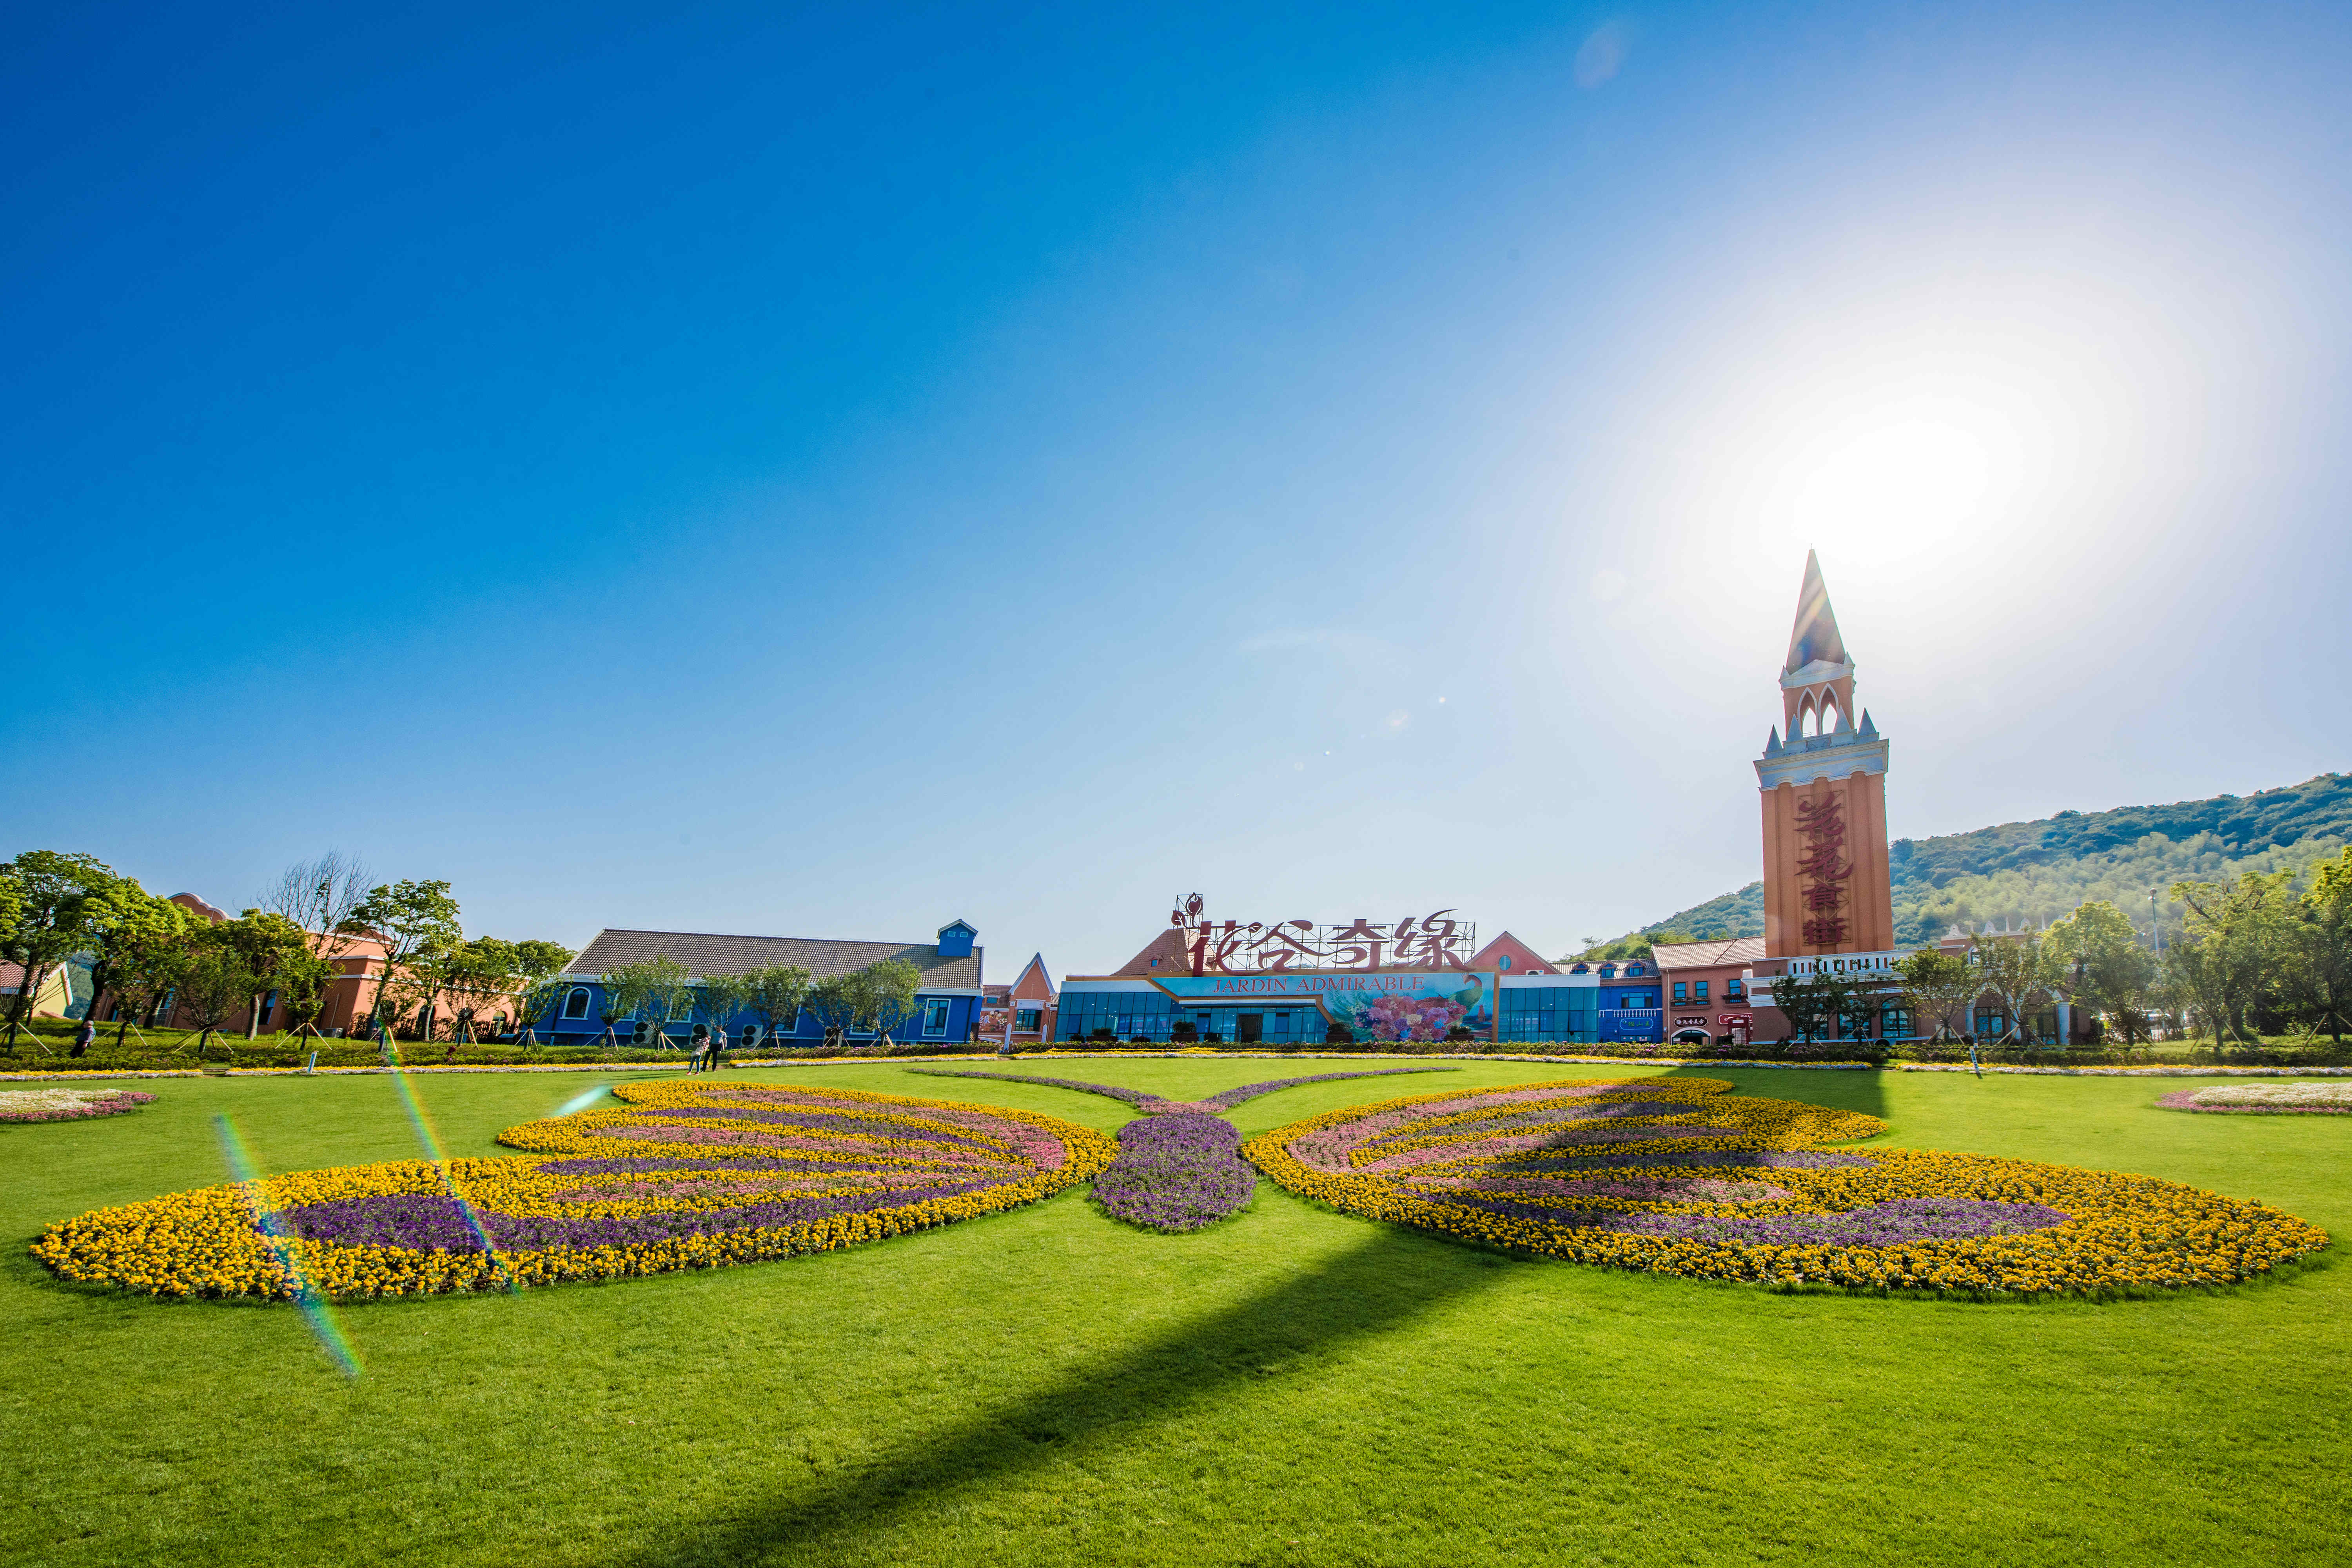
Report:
688,1023,709,1073
71,1017,97,1058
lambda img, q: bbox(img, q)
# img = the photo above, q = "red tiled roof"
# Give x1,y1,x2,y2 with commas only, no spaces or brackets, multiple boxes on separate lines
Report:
1649,936,1768,969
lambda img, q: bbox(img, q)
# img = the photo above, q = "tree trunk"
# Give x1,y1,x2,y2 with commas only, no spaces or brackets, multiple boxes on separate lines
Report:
247,995,264,1040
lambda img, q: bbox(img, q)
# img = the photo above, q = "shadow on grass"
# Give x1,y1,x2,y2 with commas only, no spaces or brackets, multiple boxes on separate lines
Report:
1655,1061,1889,1125
612,1219,1504,1568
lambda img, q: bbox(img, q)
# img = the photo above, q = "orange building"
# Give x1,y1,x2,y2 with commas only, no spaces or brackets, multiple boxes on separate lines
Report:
1755,551,1896,960
978,954,1058,1048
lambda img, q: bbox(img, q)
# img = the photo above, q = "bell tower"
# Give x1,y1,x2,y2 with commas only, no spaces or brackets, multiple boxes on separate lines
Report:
1755,552,1895,957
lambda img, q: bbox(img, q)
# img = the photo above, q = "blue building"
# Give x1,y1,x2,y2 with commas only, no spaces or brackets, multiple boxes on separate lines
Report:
1053,955,1666,1047
551,920,986,1047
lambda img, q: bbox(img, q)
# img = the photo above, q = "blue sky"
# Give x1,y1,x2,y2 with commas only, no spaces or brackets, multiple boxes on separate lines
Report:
7,1,2349,975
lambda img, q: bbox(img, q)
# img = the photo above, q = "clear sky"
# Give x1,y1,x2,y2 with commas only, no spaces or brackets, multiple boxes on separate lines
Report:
7,1,2348,976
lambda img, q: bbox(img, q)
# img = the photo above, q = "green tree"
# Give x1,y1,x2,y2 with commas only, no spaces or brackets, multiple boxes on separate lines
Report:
1968,930,2055,1049
103,903,204,1047
1770,968,1862,1044
217,911,330,1040
1893,947,1980,1044
738,964,812,1047
695,970,753,1044
801,960,921,1046
858,958,924,1044
803,971,862,1046
440,937,519,1042
174,931,258,1057
82,884,204,1045
2290,847,2352,1042
2168,870,2299,1054
505,942,579,1044
344,880,464,1039
602,957,694,1047
2043,901,2159,1049
0,851,115,1042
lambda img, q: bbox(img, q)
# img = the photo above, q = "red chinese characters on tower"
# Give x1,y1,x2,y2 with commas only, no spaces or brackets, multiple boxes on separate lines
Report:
1793,797,1853,948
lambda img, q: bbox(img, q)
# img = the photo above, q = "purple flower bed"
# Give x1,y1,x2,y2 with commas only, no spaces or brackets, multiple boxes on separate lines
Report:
1495,1150,1873,1172
586,1106,1002,1149
1428,1193,2072,1245
1089,1113,1259,1233
276,1181,1000,1252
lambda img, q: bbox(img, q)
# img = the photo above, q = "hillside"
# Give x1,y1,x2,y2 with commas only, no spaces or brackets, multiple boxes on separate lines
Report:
1575,771,2352,959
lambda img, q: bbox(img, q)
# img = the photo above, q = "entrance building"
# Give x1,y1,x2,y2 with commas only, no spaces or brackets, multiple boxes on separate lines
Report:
1053,908,1667,1045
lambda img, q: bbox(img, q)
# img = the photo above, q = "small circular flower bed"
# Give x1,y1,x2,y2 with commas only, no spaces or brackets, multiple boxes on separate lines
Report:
0,1087,157,1123
911,1065,1458,1232
1090,1114,1259,1232
1245,1078,2327,1296
2158,1082,2352,1115
32,1081,1114,1299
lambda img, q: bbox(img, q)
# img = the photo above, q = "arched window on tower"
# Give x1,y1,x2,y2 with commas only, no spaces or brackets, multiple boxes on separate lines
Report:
1819,697,1840,735
1798,697,1818,737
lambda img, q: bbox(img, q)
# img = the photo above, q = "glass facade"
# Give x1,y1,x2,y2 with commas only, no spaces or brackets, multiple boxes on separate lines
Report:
1498,986,1601,1044
1055,990,1178,1041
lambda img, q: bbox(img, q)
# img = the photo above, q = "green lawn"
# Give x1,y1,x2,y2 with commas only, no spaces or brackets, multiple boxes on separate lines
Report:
3,1060,2346,1567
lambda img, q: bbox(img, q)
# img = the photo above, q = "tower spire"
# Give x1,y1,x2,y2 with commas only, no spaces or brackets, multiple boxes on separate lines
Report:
1783,548,1849,674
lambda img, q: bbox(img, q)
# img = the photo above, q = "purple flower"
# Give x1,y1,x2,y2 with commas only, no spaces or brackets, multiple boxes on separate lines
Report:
1424,1194,2073,1246
1089,1113,1258,1233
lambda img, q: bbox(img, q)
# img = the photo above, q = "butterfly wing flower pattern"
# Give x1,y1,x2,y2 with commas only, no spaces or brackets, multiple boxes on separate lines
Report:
32,1081,1114,1300
1246,1078,2327,1296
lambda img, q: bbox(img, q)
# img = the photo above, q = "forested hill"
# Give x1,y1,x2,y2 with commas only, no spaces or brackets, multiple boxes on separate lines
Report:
1580,772,2352,958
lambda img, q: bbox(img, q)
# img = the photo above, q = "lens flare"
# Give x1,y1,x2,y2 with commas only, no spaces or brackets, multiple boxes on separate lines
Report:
211,1112,362,1378
383,1069,518,1293
553,1085,610,1118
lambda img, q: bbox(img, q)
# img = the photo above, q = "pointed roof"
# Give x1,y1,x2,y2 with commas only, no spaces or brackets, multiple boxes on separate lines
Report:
1783,550,1850,673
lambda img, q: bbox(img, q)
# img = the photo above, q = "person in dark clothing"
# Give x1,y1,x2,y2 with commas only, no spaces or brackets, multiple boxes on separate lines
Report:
71,1019,97,1057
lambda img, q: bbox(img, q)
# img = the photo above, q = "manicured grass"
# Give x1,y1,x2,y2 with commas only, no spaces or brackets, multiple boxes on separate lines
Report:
2,1060,2347,1566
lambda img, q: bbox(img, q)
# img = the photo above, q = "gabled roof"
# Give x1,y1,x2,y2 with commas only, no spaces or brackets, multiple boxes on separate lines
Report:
1468,931,1557,974
1784,550,1850,673
1114,928,1189,975
565,929,982,989
1649,936,1768,969
1009,952,1055,997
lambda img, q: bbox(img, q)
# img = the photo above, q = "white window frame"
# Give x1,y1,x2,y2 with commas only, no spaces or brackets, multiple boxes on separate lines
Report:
562,986,591,1020
922,998,951,1037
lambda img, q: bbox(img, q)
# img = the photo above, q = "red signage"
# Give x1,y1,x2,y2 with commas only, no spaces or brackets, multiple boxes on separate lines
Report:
1169,894,1477,974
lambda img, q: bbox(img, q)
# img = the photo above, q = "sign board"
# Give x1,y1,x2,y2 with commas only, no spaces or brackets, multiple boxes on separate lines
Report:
1598,1007,1664,1044
1165,893,1476,973
1153,971,1495,1042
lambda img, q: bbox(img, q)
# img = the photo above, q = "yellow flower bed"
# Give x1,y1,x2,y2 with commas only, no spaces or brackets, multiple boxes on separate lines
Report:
1245,1078,2326,1296
32,1081,1115,1301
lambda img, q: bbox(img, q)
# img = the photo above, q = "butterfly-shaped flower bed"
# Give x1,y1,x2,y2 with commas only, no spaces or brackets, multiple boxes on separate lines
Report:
1246,1078,2328,1296
32,1081,1114,1300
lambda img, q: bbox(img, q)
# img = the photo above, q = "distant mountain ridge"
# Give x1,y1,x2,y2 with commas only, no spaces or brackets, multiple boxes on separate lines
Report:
1586,772,2352,958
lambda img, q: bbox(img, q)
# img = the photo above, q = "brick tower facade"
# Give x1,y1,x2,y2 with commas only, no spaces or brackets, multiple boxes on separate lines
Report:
1755,552,1895,958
